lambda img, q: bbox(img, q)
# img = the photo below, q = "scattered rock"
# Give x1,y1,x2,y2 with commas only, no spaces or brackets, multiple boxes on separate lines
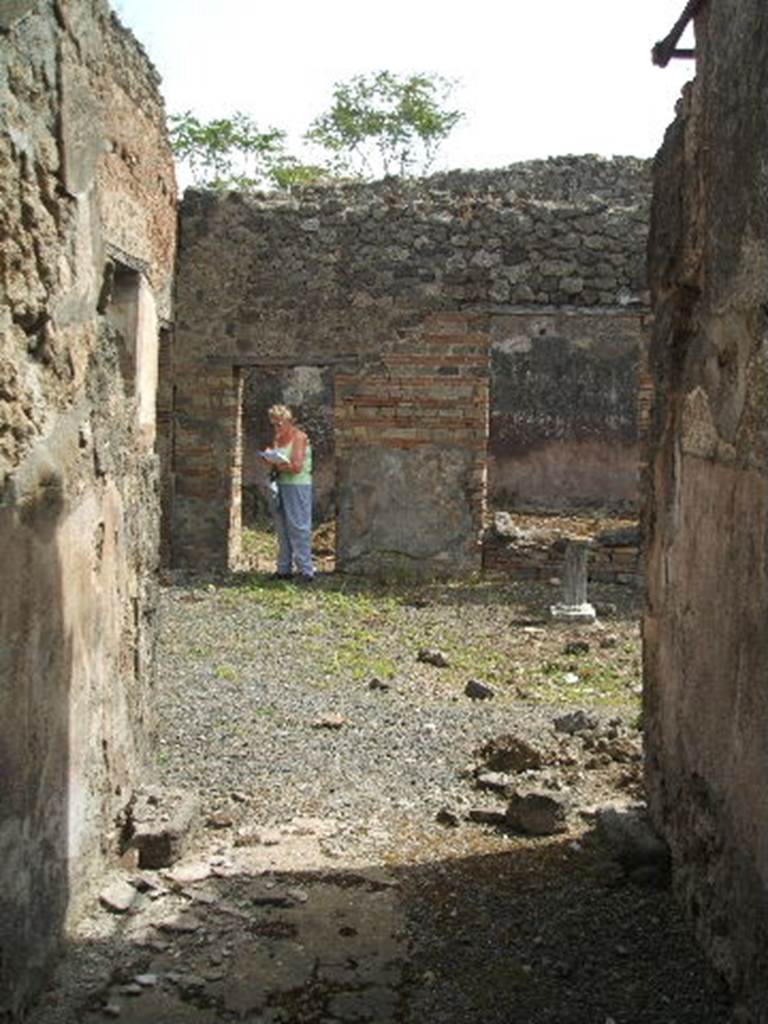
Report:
174,972,207,993
601,735,642,763
467,806,507,825
563,639,590,655
475,770,515,794
135,974,158,988
127,788,200,869
165,860,212,885
156,913,202,934
103,1002,122,1017
599,634,620,649
506,789,570,836
563,672,580,685
596,802,669,871
464,679,495,700
418,648,449,667
475,733,547,773
206,810,234,829
312,713,347,729
99,878,136,914
554,709,598,735
368,677,391,691
436,806,461,827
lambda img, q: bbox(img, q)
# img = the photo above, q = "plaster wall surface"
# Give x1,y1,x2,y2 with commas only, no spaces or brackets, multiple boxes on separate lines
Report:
0,0,176,1015
490,309,646,510
173,158,651,569
644,3,768,1016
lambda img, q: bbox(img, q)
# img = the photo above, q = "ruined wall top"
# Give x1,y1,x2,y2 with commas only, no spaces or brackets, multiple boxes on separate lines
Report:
177,155,651,360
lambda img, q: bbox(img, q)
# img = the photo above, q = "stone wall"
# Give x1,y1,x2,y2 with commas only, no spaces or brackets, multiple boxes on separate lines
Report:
0,1,176,1016
335,312,489,577
490,309,647,511
644,3,768,1017
172,157,650,570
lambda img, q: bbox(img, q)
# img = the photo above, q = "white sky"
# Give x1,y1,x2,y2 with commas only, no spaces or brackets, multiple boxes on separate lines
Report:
114,0,695,176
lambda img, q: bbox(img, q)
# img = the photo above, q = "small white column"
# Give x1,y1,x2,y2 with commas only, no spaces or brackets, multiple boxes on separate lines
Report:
551,539,596,624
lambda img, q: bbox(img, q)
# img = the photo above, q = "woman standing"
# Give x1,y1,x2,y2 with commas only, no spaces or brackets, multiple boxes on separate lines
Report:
260,404,314,582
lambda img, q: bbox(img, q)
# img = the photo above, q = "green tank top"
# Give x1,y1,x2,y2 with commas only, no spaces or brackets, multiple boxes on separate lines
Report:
276,438,312,485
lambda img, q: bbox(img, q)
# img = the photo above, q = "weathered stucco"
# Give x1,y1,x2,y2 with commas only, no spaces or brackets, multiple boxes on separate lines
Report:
644,3,768,1017
490,309,646,510
0,0,176,1015
171,158,650,571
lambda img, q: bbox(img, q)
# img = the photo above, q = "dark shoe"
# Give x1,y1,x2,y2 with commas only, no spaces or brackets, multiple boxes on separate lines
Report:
270,572,293,581
296,574,315,585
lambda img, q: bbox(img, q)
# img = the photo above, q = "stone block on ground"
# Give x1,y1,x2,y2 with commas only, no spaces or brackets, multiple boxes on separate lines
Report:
506,788,570,836
127,788,201,869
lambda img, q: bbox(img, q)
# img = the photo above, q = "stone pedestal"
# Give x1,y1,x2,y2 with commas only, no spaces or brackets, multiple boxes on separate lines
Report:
551,539,596,624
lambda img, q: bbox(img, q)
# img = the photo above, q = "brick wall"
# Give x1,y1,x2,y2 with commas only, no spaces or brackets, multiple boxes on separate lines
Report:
335,313,489,577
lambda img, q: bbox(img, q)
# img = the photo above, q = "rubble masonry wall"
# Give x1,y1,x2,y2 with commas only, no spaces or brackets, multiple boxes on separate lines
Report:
0,0,176,1015
173,157,650,571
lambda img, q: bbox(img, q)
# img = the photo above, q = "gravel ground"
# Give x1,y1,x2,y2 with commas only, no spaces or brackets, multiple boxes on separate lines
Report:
153,571,641,827
28,566,735,1024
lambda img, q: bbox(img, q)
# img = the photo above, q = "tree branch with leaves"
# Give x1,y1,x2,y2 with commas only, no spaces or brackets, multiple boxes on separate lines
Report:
168,71,464,191
306,71,463,179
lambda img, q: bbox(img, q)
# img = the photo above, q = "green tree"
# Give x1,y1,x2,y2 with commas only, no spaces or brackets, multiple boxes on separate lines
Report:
306,70,463,179
168,110,326,191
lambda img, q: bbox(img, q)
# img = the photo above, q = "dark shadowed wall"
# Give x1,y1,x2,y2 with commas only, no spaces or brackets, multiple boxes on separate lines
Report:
644,3,768,1017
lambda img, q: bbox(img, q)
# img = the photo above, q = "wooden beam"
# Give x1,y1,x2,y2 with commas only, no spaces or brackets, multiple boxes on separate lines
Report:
652,0,705,68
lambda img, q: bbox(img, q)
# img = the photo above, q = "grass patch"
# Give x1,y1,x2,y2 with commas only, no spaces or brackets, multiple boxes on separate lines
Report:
214,664,239,682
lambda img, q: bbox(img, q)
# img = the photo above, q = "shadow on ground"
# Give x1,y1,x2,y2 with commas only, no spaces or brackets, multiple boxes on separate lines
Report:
31,827,731,1024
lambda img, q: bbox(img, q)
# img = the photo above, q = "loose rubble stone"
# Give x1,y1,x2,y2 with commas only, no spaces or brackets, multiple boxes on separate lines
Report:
596,802,670,871
599,634,620,649
554,709,598,735
368,677,391,691
156,913,203,934
475,771,515,794
464,679,495,700
418,648,450,667
436,806,461,828
467,806,507,825
134,974,158,988
127,788,200,869
206,810,234,829
165,860,212,885
506,789,570,836
475,733,547,773
312,713,347,729
99,879,136,914
563,640,590,655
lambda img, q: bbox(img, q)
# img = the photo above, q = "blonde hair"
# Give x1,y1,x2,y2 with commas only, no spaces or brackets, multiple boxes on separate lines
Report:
268,404,293,422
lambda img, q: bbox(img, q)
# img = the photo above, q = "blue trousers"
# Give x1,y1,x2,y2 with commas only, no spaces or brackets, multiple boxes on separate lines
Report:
274,483,314,577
